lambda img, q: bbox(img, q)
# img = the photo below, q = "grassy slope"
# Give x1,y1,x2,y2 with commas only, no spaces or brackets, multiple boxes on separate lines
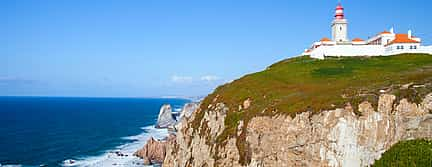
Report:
372,139,432,167
194,54,432,164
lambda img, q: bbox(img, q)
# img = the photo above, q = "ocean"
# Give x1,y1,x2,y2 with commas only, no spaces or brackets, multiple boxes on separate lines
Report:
0,97,189,167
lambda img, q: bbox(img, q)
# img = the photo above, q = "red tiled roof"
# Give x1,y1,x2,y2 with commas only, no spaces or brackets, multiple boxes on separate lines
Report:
380,31,392,35
387,34,420,45
352,38,364,42
320,37,332,42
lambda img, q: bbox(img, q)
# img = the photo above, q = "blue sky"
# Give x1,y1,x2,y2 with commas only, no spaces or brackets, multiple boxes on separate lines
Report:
1,0,431,97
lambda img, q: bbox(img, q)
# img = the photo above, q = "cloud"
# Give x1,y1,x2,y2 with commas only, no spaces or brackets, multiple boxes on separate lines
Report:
200,75,220,82
170,75,222,85
171,75,193,83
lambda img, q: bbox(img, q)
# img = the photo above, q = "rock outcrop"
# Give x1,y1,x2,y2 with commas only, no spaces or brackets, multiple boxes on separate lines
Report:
164,103,229,167
134,134,176,165
179,102,199,120
163,93,432,167
156,104,176,128
135,102,200,165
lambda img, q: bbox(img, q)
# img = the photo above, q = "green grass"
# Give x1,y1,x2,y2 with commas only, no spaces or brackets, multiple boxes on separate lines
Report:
192,54,432,165
373,139,432,167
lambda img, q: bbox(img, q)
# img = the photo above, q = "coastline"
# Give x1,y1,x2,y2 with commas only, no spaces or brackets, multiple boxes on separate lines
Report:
0,126,169,167
65,100,194,167
69,126,168,167
0,97,189,167
66,102,191,167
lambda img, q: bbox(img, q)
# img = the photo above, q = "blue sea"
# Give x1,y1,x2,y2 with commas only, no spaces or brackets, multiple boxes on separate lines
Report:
0,97,189,167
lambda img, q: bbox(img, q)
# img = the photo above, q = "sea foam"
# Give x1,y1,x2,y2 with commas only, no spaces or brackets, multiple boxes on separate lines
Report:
67,126,168,167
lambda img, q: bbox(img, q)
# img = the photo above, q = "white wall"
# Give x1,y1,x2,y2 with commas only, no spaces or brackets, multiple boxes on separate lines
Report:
384,44,432,56
381,35,394,46
310,44,432,59
310,45,384,59
365,34,395,46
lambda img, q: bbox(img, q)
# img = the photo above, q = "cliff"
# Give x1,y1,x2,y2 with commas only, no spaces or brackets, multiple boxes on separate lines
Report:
163,54,432,167
135,102,199,164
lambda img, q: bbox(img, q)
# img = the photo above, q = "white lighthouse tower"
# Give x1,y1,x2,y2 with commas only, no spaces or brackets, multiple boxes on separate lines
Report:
331,2,349,43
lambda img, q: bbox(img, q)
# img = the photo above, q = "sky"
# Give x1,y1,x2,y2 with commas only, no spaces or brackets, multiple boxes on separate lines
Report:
1,0,431,97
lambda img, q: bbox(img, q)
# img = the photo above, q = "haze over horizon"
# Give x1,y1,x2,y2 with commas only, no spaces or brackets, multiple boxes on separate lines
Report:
2,0,431,97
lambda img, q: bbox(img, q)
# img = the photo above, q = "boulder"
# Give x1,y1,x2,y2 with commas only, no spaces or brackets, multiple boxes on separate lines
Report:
156,104,176,128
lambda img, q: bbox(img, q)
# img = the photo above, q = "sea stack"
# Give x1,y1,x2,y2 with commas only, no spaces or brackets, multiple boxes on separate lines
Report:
155,104,176,128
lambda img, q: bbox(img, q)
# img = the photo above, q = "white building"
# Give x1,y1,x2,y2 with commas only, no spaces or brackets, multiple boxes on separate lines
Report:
303,3,432,59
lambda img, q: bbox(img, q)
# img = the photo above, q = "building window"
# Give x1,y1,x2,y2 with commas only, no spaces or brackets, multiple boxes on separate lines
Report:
401,46,404,49
340,26,342,31
414,45,417,49
396,46,400,50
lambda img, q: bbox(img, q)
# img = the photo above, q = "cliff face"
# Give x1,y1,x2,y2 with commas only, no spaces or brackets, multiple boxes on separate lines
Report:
136,102,199,164
163,55,432,167
163,93,432,167
179,103,198,120
164,103,229,166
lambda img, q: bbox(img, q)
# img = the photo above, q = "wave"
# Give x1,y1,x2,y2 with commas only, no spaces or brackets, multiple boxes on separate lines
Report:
0,163,44,167
65,126,168,167
0,164,23,167
0,164,42,167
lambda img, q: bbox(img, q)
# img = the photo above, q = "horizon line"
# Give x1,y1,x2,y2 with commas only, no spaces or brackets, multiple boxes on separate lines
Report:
0,95,201,100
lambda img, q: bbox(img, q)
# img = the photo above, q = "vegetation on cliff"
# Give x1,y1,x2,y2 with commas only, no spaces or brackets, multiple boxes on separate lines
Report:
372,139,432,167
192,54,432,164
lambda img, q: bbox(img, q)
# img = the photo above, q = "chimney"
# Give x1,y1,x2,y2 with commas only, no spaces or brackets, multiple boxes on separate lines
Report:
390,27,394,34
408,30,412,39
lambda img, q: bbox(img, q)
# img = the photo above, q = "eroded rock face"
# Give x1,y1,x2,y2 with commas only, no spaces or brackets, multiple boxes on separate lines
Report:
163,93,432,167
156,104,176,128
422,93,432,111
179,102,199,120
134,135,176,165
164,103,228,167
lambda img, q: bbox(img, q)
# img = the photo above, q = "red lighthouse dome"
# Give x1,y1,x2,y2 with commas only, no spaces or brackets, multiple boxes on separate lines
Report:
335,3,344,19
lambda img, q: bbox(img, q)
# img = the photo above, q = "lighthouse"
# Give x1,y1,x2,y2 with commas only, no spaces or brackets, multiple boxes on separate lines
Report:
331,2,349,43
301,1,432,59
